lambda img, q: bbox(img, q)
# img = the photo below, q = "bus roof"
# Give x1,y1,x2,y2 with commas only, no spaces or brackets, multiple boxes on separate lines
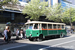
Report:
25,21,66,25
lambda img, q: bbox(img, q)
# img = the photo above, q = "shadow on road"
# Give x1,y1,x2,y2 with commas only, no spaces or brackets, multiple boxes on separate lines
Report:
0,34,72,45
4,43,74,50
43,35,71,41
0,36,74,50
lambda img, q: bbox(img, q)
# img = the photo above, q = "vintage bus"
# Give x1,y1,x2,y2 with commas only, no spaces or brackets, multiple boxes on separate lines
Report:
23,21,67,41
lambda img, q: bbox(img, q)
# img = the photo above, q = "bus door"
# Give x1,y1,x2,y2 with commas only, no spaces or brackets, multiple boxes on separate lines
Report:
39,24,42,34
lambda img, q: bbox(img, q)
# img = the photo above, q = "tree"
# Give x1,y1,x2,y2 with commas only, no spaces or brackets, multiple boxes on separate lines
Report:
45,4,64,22
22,0,48,20
0,0,18,9
62,7,75,27
45,3,75,28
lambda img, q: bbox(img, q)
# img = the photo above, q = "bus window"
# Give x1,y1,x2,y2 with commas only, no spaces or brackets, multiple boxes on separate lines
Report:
29,24,33,29
26,24,33,29
53,24,56,29
58,25,61,29
48,24,52,29
26,24,28,29
34,24,38,29
42,24,47,29
62,25,64,29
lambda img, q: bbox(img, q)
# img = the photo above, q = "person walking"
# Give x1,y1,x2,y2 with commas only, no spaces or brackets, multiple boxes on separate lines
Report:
4,26,8,42
16,29,19,40
20,29,23,39
71,28,74,34
7,27,11,41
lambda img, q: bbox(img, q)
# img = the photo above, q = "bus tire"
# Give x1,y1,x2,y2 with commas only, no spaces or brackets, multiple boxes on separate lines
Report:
29,38,33,41
33,38,37,41
60,33,64,38
37,34,43,41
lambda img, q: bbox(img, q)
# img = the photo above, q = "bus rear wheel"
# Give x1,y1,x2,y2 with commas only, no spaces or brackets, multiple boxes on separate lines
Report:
60,33,64,38
37,34,43,41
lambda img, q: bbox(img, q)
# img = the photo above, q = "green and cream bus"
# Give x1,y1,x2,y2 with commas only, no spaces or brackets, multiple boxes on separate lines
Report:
23,21,67,41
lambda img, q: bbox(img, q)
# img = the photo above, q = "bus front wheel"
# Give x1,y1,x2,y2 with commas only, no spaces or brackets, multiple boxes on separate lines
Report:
29,38,33,41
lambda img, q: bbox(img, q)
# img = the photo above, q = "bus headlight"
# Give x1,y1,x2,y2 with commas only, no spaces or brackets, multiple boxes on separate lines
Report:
30,34,32,36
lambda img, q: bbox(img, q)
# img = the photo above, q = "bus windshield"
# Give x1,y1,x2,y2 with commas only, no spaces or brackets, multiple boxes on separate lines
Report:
26,24,33,29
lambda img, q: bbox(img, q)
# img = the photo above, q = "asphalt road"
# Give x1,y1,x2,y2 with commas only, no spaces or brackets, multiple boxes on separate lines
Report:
0,35,75,50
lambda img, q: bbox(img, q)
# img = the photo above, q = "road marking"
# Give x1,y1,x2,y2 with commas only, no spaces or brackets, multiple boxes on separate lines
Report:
3,45,28,50
39,40,75,50
52,40,75,47
37,35,75,44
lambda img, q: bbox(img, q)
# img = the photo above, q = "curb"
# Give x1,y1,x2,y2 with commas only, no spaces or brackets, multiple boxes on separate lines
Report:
0,39,18,45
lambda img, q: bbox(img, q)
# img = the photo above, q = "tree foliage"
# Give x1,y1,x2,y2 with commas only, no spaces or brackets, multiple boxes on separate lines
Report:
45,4,75,25
45,4,64,22
22,0,48,20
62,7,75,23
62,7,75,27
0,0,18,9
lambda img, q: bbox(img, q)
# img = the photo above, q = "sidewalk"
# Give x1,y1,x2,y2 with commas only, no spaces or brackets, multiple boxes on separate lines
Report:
0,36,21,45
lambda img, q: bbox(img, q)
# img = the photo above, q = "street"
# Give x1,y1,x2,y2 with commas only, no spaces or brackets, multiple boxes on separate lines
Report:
0,0,75,50
0,34,75,50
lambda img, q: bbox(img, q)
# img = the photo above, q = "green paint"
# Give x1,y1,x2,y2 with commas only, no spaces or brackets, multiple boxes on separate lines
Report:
26,29,67,38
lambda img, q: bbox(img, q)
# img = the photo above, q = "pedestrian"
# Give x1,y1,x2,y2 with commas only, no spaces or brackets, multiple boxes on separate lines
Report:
16,29,19,40
4,26,8,42
71,28,74,34
7,27,11,41
20,29,23,39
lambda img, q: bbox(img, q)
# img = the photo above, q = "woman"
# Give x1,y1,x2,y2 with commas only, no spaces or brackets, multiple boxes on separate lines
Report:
4,28,8,42
20,29,23,39
7,27,11,41
16,29,19,40
4,26,10,42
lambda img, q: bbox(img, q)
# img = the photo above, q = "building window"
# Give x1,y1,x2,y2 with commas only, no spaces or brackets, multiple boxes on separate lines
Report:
58,0,61,3
19,0,22,1
40,0,48,2
63,0,73,4
21,0,30,3
11,13,14,20
51,0,53,5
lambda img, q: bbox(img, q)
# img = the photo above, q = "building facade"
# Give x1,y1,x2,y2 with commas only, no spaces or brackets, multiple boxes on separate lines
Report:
61,0,75,8
0,0,75,32
0,0,75,23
